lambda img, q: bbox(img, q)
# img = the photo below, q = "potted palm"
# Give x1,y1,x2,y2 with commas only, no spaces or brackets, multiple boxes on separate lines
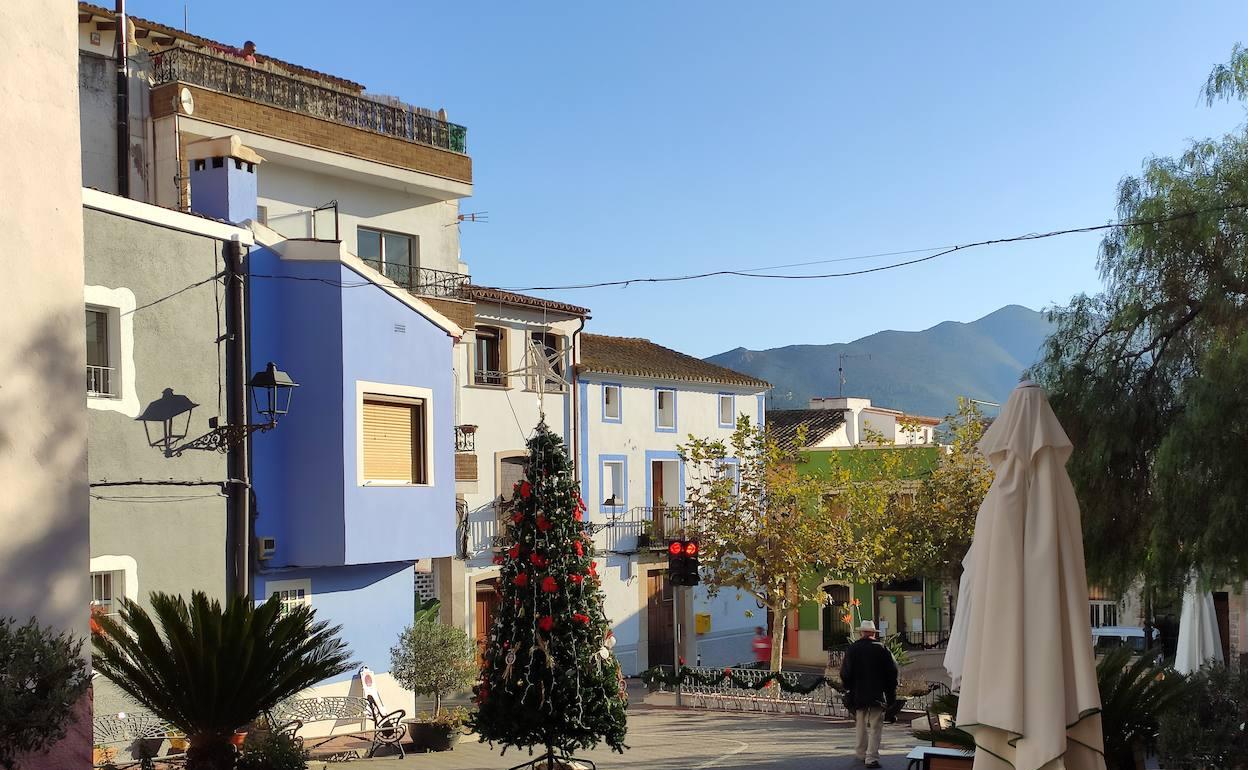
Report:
92,591,353,770
389,620,477,752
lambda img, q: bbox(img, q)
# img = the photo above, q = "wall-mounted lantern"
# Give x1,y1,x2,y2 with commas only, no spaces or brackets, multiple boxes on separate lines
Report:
173,362,299,455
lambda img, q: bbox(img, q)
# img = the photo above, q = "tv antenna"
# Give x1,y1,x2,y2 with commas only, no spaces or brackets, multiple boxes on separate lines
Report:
837,352,872,397
445,211,489,229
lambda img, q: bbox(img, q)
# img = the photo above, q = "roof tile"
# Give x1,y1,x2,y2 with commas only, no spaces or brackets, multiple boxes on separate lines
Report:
580,334,770,389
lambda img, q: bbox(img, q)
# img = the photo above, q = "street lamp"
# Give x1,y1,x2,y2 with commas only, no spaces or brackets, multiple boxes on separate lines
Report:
248,362,299,424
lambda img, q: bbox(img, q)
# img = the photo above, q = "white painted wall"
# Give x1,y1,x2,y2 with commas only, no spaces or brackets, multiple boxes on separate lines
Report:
255,161,464,274
582,375,766,674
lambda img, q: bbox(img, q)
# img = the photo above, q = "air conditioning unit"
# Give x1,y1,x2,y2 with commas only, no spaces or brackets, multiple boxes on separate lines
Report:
256,536,277,560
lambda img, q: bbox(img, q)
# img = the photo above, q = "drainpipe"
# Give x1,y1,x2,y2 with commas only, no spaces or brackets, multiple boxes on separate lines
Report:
225,238,252,598
570,316,586,484
114,0,130,198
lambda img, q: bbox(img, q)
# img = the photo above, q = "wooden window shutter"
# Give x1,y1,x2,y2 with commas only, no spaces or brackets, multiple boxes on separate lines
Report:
363,399,418,482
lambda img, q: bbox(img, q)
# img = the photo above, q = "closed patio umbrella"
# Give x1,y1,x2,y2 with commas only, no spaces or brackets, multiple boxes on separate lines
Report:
1174,573,1223,675
944,382,1105,770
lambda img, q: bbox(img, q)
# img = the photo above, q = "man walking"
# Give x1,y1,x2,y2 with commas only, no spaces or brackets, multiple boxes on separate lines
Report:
840,620,898,768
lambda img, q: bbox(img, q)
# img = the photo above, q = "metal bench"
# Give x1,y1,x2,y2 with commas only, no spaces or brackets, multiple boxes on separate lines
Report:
92,711,182,768
654,666,849,718
269,696,407,761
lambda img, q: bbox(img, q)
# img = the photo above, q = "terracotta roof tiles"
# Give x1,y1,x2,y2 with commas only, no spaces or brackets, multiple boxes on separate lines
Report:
766,409,846,450
579,334,770,389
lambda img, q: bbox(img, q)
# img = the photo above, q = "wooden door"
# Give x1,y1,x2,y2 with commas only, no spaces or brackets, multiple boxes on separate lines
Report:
646,571,674,667
651,461,665,538
474,580,500,667
1214,591,1231,664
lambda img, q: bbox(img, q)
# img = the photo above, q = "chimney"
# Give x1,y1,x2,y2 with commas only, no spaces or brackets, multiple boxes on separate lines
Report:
186,135,264,224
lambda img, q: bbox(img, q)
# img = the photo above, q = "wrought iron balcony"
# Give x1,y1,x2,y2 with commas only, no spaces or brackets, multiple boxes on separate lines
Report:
359,258,471,300
592,505,688,554
152,47,468,154
454,425,477,453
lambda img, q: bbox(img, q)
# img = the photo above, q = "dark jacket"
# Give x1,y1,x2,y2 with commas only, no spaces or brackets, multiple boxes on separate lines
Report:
839,636,899,711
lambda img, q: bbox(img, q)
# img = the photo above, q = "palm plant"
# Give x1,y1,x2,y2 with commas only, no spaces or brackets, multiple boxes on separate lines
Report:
93,591,354,770
1097,646,1186,770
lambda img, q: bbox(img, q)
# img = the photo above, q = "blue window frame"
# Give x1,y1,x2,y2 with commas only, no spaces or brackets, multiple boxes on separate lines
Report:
654,387,677,433
720,457,741,496
717,392,736,429
602,382,623,423
598,455,628,514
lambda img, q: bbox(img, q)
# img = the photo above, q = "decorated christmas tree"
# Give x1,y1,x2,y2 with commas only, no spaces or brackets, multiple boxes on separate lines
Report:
473,421,628,768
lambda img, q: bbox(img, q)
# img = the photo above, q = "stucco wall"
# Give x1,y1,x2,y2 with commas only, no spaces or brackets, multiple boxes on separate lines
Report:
249,250,457,568
1,1,91,766
83,208,232,605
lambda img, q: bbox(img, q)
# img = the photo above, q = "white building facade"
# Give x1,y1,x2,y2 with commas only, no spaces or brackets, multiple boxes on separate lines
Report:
576,334,770,675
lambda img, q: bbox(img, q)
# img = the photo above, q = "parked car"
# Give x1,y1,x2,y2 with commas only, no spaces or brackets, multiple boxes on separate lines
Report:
1091,626,1158,657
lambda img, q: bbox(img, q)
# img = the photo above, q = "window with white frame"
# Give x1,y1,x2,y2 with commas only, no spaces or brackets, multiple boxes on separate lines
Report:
474,326,506,386
720,459,741,495
656,389,676,430
718,394,735,428
86,306,116,397
1090,600,1118,628
603,384,621,421
602,459,625,509
90,570,123,616
267,579,312,618
362,394,428,484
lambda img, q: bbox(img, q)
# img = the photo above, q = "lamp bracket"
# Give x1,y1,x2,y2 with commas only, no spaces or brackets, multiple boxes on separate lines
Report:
173,422,275,456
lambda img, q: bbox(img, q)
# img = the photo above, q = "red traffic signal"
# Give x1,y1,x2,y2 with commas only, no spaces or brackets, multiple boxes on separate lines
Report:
683,541,699,557
668,540,684,556
666,539,701,586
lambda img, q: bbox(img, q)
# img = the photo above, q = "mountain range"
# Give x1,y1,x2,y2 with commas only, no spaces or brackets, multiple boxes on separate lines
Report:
705,305,1055,418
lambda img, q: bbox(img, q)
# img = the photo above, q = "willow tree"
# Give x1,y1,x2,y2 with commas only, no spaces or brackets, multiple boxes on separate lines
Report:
1034,44,1248,591
680,417,829,672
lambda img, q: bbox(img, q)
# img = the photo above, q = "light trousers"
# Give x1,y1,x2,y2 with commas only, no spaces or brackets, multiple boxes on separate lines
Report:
854,706,884,763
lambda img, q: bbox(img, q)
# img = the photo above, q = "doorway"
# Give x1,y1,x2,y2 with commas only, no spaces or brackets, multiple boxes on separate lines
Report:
650,458,680,538
646,571,675,667
1214,591,1231,664
474,578,500,667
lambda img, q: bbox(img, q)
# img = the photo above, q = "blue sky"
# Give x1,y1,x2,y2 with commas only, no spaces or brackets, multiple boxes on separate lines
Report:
137,1,1248,356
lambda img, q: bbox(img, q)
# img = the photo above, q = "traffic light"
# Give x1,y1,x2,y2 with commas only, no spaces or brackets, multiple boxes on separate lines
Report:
666,539,700,586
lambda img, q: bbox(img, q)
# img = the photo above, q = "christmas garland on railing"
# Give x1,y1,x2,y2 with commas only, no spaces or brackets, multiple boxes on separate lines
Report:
640,666,839,695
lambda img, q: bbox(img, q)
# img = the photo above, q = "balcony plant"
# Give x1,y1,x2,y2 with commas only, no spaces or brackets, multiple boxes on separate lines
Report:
0,616,91,770
389,620,476,752
92,591,353,770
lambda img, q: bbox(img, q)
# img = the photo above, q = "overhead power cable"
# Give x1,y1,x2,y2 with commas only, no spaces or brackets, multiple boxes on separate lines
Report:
499,203,1248,292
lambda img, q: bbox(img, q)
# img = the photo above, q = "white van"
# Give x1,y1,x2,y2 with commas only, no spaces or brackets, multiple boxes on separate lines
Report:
1091,626,1157,655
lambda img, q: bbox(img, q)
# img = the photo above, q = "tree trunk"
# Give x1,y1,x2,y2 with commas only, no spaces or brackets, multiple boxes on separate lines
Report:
770,611,786,672
434,691,441,719
186,733,235,770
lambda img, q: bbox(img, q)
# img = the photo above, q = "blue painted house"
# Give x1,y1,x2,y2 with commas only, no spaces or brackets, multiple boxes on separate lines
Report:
187,135,463,709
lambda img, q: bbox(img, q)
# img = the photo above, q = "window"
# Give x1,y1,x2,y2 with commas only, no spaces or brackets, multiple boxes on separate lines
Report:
602,383,622,422
357,227,418,285
1090,600,1118,628
720,459,740,495
362,395,428,484
527,331,565,392
497,454,527,535
718,393,735,428
266,579,312,618
655,388,676,431
474,326,505,386
90,570,123,616
600,457,626,512
86,307,115,397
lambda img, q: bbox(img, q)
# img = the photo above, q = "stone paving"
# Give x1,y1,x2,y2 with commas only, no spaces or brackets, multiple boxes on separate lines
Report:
335,705,928,770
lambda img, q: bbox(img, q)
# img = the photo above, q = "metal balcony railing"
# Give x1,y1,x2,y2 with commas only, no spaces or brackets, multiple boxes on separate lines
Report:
454,425,477,453
595,506,687,554
87,365,116,397
152,47,468,154
359,258,471,300
474,370,506,386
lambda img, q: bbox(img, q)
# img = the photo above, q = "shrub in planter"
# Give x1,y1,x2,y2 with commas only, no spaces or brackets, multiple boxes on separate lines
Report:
389,621,476,751
1159,662,1248,770
0,616,91,770
408,707,469,752
236,730,308,770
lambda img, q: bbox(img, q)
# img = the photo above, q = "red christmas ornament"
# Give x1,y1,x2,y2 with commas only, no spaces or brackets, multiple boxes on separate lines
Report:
520,481,533,499
574,540,584,557
529,553,548,568
577,496,587,512
536,514,552,532
573,613,590,626
513,572,529,588
569,573,584,585
508,543,521,559
538,615,555,632
573,508,583,522
511,510,524,524
588,561,598,577
541,576,559,593
492,555,504,565
723,668,732,679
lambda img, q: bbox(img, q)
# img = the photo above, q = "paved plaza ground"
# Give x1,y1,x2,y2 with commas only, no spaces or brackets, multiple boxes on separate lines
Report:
343,705,925,770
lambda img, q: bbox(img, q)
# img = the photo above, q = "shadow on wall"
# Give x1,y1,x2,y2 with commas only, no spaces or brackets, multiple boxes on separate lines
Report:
136,387,199,456
0,314,92,769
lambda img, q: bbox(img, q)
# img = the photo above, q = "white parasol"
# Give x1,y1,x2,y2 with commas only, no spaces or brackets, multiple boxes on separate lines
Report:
943,382,1105,770
1174,573,1223,675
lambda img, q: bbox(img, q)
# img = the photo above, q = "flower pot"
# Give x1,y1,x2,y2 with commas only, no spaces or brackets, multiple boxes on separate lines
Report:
93,746,117,765
168,736,189,752
229,730,247,747
407,722,456,752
